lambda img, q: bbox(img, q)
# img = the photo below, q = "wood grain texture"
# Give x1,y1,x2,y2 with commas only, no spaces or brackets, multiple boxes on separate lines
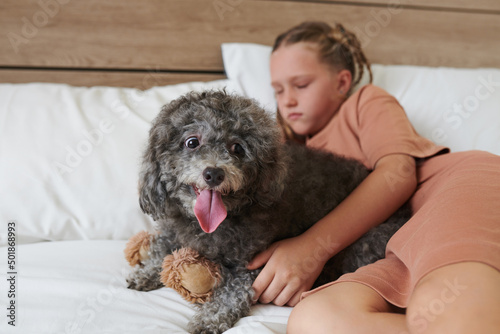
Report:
315,0,500,12
0,69,226,88
1,0,499,86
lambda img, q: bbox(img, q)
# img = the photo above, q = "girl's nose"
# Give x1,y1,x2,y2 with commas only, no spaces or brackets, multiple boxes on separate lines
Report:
283,90,297,107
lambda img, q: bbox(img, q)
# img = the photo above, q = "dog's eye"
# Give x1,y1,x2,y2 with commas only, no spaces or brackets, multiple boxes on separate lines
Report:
185,136,200,149
230,143,245,156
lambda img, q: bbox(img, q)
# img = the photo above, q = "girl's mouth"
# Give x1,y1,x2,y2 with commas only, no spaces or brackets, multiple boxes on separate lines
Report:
288,112,302,121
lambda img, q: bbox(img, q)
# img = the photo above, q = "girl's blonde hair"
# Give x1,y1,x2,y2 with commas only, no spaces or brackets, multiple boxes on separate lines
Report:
273,21,373,144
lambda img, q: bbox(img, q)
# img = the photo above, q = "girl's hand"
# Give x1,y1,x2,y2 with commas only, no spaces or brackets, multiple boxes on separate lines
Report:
247,235,331,307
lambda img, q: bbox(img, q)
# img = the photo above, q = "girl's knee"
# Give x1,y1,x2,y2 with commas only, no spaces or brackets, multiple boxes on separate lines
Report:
287,294,323,334
287,291,347,334
407,262,500,334
287,282,392,334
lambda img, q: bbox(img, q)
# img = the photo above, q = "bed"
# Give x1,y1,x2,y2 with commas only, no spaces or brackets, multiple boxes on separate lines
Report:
1,0,499,333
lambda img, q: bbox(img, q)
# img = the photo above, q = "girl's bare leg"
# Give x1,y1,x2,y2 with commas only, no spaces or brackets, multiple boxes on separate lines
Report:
288,262,500,334
407,262,500,334
287,281,407,334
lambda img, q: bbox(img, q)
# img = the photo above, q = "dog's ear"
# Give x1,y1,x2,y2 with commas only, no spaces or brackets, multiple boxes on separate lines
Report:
138,137,166,220
138,93,197,220
138,113,174,220
138,150,165,220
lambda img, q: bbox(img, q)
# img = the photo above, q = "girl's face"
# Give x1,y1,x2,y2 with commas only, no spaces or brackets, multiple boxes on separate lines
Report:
270,42,348,137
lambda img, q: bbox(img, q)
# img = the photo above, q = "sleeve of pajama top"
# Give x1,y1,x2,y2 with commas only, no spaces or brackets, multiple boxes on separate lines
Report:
307,84,449,169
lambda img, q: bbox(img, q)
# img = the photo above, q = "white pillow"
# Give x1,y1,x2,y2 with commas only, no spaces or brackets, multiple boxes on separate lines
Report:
0,79,236,245
221,43,500,155
222,43,276,113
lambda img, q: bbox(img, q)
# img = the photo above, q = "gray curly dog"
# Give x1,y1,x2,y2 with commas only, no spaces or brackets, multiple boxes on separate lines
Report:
126,90,410,333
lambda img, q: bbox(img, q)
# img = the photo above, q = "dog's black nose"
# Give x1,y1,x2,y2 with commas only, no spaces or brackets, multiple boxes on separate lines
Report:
203,167,225,187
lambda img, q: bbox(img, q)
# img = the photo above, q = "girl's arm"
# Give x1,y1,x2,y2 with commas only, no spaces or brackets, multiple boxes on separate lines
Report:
248,153,417,306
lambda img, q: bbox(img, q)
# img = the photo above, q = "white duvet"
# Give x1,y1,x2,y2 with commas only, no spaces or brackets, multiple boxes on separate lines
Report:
1,43,499,333
0,241,290,334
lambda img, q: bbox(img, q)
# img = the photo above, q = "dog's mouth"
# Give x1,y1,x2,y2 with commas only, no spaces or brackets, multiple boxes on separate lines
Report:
192,185,227,234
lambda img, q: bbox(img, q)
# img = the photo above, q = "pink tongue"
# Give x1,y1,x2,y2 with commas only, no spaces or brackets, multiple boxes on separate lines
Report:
194,189,227,233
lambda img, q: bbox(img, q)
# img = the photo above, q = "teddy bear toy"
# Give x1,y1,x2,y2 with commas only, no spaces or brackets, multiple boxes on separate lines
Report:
124,231,221,304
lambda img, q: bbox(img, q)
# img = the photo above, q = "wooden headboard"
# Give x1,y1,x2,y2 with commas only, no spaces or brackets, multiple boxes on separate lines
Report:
2,0,499,89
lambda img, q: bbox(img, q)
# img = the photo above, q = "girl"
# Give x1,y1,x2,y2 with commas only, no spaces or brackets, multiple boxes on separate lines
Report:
247,22,500,333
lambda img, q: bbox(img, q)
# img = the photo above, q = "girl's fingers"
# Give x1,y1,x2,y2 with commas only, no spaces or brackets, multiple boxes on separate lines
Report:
287,290,304,307
258,273,286,304
251,266,275,303
259,275,305,306
271,280,302,306
247,243,278,270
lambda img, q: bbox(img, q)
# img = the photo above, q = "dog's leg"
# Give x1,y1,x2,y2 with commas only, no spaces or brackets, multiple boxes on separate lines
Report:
126,233,179,291
187,267,259,334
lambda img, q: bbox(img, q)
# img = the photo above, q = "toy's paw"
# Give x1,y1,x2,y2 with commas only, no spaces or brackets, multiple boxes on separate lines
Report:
160,248,221,304
124,231,153,266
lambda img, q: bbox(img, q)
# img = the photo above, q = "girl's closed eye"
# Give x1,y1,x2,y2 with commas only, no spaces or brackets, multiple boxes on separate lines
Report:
293,77,313,89
272,84,284,96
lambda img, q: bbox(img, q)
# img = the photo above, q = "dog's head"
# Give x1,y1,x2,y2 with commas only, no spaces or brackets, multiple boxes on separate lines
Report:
139,90,287,233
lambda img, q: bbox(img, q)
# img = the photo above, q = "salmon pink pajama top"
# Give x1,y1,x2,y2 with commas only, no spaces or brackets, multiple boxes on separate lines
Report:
302,84,500,307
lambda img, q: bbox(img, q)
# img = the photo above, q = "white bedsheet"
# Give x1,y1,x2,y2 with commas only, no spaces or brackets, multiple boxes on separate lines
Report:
1,49,499,333
0,240,291,334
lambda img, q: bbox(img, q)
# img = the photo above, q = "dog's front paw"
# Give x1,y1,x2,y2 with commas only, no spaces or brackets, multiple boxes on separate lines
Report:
187,290,251,334
187,301,234,334
126,270,162,292
126,278,161,292
188,316,231,334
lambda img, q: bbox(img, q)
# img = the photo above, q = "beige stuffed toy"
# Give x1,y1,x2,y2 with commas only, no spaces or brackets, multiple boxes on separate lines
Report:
124,231,221,304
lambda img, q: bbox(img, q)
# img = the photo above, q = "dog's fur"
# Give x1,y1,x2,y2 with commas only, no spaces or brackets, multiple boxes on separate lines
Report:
126,90,410,334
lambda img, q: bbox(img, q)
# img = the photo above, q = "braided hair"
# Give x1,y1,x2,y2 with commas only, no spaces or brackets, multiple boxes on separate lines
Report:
272,21,372,143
